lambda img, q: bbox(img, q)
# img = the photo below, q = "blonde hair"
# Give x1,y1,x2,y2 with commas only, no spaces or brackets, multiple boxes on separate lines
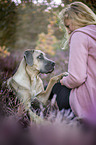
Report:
59,2,96,50
59,2,96,28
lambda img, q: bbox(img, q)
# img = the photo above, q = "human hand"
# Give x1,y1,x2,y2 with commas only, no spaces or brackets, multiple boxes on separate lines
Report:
60,77,64,85
60,72,68,85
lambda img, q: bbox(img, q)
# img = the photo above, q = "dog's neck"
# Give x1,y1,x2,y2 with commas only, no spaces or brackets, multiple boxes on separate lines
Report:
26,65,39,81
25,64,44,97
13,58,42,91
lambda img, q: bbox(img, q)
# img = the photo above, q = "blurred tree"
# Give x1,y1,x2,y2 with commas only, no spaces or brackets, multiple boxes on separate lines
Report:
0,0,17,48
0,46,10,57
36,15,59,55
0,0,64,51
14,3,50,50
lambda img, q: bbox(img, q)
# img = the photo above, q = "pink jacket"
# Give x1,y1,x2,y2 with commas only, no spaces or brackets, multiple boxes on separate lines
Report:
62,25,96,124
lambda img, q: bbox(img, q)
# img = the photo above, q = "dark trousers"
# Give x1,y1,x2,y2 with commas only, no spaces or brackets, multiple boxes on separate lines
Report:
49,82,72,110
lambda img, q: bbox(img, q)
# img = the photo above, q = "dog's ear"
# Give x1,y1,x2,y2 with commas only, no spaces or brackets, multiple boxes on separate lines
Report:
24,50,34,66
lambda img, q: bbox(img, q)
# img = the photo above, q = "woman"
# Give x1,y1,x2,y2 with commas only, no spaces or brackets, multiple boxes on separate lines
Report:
50,2,96,125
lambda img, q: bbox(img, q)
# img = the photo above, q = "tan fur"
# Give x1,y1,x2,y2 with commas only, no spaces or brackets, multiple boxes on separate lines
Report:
7,50,65,123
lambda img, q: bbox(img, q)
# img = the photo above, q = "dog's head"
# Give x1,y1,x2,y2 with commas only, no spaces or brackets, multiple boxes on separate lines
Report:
24,49,55,74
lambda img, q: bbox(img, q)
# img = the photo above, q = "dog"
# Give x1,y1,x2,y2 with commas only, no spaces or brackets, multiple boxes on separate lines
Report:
7,49,65,123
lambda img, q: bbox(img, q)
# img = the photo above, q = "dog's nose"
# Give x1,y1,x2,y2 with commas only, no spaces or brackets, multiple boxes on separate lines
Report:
51,61,55,66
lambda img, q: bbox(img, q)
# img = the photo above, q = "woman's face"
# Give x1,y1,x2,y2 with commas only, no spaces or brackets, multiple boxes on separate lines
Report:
64,19,78,34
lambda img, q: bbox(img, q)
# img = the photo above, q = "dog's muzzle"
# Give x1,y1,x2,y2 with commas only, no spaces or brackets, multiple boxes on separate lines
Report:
40,61,55,74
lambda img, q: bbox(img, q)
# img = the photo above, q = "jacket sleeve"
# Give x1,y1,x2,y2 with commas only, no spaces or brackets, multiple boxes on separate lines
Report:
62,32,88,88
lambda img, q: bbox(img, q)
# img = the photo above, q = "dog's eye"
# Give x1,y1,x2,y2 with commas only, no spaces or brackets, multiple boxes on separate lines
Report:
37,55,43,59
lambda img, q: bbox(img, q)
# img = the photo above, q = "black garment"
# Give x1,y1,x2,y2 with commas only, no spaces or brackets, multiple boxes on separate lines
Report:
49,82,72,110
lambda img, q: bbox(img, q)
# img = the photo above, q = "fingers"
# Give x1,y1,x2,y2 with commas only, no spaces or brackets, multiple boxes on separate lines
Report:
60,78,64,85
